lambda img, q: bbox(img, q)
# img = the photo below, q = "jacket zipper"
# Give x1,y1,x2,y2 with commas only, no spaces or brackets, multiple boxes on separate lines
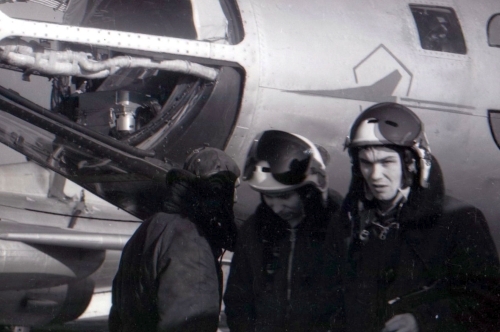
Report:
286,228,297,306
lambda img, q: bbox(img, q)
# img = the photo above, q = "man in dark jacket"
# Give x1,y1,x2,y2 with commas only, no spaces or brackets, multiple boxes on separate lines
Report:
328,102,500,332
109,147,240,332
224,130,343,332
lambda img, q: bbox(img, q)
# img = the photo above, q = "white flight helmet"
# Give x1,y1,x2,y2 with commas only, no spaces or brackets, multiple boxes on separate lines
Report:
243,130,328,201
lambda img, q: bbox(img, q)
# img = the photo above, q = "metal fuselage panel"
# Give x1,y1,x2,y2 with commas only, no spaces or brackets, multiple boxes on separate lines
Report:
225,0,500,247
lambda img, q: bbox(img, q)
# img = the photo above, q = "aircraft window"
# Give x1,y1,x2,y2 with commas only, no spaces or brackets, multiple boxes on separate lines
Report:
410,5,467,54
77,0,244,44
487,14,500,47
488,110,500,150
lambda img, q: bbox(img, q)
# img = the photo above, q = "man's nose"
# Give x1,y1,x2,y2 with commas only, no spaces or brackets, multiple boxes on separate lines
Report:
269,198,284,214
371,164,383,180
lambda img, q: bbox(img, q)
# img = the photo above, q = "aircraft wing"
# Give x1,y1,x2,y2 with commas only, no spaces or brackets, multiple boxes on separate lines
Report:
0,217,128,327
0,160,139,328
0,219,130,250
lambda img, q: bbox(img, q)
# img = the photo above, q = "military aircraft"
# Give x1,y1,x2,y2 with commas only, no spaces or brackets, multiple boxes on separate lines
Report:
0,0,500,330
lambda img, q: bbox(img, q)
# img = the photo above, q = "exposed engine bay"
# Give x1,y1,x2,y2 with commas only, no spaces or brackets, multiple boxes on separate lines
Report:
0,0,244,218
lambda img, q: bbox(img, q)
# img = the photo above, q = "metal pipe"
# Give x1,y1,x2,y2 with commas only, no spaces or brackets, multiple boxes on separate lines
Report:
0,85,156,158
0,42,219,80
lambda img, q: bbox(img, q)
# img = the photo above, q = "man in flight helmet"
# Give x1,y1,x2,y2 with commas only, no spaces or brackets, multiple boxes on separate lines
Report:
327,102,500,332
224,130,343,332
110,147,240,332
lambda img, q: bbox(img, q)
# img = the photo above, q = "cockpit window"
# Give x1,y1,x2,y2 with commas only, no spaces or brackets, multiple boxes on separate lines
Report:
488,14,500,47
410,5,467,54
74,0,244,45
17,0,245,44
489,110,500,150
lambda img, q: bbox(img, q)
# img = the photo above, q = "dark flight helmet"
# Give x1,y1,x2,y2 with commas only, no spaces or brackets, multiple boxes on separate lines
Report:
184,147,241,181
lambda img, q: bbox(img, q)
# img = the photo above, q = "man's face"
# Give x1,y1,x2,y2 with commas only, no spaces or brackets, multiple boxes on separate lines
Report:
358,146,403,202
262,191,303,222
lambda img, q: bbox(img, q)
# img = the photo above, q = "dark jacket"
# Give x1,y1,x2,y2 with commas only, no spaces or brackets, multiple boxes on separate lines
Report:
224,188,343,332
109,169,238,332
109,213,222,332
327,159,500,332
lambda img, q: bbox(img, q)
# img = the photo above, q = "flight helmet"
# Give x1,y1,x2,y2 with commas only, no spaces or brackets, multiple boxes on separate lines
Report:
243,130,328,200
178,147,240,251
344,102,431,188
184,147,241,181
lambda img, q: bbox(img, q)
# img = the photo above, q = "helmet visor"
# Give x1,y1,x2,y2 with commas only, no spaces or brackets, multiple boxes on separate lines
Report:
244,130,312,185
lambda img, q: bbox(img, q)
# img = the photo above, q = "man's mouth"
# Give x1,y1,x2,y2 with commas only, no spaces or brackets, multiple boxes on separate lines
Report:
371,184,388,192
278,211,295,220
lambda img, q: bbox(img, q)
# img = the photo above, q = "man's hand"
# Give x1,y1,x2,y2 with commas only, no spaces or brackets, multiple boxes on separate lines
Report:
381,313,418,332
